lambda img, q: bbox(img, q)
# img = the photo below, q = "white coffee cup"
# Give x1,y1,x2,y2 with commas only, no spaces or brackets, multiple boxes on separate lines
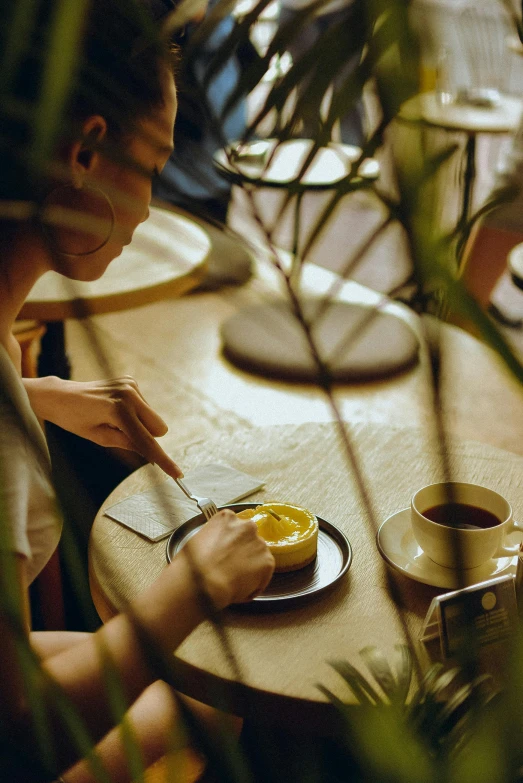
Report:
411,482,523,570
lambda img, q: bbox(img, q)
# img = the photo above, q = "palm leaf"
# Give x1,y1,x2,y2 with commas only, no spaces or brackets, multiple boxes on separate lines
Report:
359,645,402,703
197,0,274,92
30,0,89,172
97,638,147,783
242,9,372,135
0,0,39,95
433,675,493,734
408,662,446,711
393,643,413,705
328,659,383,705
347,705,438,783
317,683,352,710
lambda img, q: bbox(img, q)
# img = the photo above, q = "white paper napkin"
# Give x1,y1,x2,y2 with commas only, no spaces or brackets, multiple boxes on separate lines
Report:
104,463,265,541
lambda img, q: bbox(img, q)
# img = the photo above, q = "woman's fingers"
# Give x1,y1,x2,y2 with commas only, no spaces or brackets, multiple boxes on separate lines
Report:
110,380,168,437
186,511,275,609
123,414,183,479
97,405,182,480
92,379,182,478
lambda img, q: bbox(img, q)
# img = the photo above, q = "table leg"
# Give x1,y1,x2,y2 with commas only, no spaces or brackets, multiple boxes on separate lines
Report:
289,190,305,291
456,132,476,263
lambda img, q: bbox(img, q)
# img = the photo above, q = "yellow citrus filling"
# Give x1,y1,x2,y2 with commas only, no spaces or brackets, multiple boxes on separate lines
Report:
237,503,318,571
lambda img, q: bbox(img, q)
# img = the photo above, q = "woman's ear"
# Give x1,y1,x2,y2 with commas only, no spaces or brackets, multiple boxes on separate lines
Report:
68,115,108,186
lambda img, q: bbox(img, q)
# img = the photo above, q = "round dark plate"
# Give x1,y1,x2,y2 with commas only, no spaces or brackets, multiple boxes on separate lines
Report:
166,503,352,606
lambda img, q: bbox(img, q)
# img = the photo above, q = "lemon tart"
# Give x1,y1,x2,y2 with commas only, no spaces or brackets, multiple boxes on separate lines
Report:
238,503,318,572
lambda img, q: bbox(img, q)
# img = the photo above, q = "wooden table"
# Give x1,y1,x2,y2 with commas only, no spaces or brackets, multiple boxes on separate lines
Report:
19,205,210,377
90,418,523,732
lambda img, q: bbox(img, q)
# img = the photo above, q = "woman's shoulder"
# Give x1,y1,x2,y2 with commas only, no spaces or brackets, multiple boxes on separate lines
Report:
0,341,51,469
0,342,61,582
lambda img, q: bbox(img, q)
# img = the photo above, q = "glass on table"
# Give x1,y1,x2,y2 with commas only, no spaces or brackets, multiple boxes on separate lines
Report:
435,47,456,108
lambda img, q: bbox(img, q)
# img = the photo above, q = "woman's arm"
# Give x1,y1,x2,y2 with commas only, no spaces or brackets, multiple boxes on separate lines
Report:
22,375,182,479
3,510,274,778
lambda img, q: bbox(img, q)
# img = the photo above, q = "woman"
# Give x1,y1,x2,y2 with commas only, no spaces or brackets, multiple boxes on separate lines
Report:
0,1,275,781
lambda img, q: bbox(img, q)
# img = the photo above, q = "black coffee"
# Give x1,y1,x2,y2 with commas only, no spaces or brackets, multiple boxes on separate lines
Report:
423,503,501,531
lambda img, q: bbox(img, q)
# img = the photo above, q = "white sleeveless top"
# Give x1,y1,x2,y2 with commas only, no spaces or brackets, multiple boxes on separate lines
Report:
0,345,62,585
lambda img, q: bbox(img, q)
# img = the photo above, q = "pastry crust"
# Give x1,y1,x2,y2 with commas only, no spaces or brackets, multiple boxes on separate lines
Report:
272,550,317,573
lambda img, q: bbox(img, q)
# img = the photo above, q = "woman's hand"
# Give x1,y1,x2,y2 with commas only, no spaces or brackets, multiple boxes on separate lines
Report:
184,509,275,609
23,375,182,479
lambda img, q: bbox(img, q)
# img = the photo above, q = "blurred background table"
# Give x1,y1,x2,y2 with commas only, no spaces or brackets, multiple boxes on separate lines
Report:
18,204,211,377
398,91,523,238
213,139,421,383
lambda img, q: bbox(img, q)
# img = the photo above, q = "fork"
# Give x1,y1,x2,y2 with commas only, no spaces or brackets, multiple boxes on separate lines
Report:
175,478,218,521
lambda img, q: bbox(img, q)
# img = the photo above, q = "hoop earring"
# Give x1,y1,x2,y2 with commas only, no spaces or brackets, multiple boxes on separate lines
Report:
42,183,115,256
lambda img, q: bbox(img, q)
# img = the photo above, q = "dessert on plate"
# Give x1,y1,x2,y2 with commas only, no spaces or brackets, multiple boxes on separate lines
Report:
237,502,318,572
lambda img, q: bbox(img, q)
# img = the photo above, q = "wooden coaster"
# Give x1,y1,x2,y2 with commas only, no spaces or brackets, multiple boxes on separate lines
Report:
221,300,419,383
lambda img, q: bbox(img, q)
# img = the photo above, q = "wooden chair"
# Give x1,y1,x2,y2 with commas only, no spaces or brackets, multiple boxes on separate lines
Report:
13,319,46,378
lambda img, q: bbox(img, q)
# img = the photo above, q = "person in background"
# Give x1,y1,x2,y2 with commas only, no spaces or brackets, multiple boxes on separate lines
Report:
278,0,366,146
154,0,248,224
0,1,274,781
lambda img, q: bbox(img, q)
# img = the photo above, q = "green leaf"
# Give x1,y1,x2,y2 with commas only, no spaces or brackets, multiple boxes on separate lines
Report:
31,0,89,172
0,0,39,96
239,5,368,136
359,646,400,703
317,683,351,710
394,644,413,705
96,637,146,783
348,705,437,783
449,704,509,783
408,662,445,711
328,659,383,705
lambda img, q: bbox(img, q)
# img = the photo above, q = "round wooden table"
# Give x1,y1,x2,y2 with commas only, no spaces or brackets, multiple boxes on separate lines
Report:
19,205,211,376
90,418,523,732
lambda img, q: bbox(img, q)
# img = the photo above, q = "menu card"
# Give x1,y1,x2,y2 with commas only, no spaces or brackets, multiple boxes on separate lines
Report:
420,575,518,658
105,463,265,542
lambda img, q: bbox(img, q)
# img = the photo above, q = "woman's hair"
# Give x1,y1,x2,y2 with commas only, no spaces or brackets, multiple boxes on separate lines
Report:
0,0,178,204
71,0,178,139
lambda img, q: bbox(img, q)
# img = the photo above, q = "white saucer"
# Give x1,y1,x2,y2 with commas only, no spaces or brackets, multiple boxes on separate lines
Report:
376,508,519,590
